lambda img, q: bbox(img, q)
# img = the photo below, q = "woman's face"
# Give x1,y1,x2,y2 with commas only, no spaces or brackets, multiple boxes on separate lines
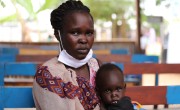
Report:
61,11,94,60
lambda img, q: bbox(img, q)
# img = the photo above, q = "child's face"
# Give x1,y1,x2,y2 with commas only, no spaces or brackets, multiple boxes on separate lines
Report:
98,70,125,105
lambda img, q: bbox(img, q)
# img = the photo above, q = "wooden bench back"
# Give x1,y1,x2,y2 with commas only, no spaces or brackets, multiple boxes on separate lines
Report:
0,62,39,109
96,54,131,63
1,62,180,109
0,47,19,55
126,86,180,105
16,54,132,63
14,54,158,63
16,55,56,62
122,63,180,105
123,63,180,74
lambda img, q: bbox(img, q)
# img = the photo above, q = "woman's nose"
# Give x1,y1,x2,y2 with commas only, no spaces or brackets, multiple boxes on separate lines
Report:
79,35,87,44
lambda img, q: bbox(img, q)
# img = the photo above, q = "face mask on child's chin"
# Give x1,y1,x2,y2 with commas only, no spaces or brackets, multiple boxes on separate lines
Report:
58,49,93,68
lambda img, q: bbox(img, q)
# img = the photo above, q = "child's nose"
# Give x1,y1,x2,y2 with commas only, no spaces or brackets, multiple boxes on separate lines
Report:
111,91,118,97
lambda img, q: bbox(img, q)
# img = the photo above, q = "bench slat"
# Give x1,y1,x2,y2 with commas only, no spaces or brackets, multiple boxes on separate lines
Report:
96,54,131,63
0,54,16,62
167,86,180,104
16,55,56,62
126,86,167,105
124,63,180,74
0,87,35,108
5,63,38,76
132,54,159,63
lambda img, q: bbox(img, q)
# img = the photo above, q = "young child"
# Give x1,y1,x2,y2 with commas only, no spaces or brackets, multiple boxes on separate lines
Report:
95,63,134,110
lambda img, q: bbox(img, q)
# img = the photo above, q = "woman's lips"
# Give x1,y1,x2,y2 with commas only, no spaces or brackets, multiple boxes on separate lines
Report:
77,49,88,54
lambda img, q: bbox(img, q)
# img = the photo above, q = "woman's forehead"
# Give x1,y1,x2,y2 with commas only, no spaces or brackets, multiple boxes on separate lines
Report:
64,11,93,24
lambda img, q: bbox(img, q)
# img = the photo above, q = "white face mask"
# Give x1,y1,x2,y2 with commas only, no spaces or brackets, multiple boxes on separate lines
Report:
58,49,93,68
57,30,93,68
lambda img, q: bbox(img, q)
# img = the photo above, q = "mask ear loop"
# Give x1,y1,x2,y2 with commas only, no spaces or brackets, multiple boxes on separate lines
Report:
58,30,64,52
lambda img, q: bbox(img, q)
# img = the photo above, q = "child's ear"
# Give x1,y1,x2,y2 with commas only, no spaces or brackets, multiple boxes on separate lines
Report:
95,87,100,95
95,87,99,92
123,83,127,94
95,87,101,100
124,83,126,89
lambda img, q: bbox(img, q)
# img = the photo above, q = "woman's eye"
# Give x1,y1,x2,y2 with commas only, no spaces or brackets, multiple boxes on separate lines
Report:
71,32,79,36
104,89,111,94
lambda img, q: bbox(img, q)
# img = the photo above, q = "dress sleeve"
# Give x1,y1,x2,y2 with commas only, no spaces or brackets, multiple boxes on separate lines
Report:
33,57,100,110
32,66,86,110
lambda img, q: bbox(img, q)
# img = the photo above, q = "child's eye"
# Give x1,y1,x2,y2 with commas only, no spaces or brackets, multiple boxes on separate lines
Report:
86,31,94,37
116,87,123,92
104,89,111,94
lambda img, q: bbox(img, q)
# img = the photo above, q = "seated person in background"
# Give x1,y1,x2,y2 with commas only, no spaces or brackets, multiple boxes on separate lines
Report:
95,63,144,110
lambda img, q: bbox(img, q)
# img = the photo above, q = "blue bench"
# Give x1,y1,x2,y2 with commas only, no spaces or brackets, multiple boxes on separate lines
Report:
123,63,180,107
0,62,38,109
110,48,129,55
131,54,159,63
0,62,180,109
0,47,19,55
0,47,19,63
130,54,159,85
0,53,159,86
0,54,16,62
112,54,159,85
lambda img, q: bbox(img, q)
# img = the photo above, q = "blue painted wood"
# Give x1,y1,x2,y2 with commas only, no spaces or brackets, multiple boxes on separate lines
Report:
0,63,4,109
0,62,36,109
114,63,140,83
5,63,37,76
3,87,35,108
0,63,4,86
0,54,16,62
110,48,129,55
167,86,180,104
113,63,124,70
129,54,159,85
0,86,4,109
0,47,19,55
155,74,159,86
131,54,159,63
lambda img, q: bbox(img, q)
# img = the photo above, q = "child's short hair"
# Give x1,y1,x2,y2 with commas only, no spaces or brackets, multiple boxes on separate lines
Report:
95,63,123,89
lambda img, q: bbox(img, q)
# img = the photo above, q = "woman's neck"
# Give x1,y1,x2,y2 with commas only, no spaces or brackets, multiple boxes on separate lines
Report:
65,64,90,80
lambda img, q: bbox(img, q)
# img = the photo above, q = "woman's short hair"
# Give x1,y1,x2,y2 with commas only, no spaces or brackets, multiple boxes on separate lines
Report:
50,0,92,41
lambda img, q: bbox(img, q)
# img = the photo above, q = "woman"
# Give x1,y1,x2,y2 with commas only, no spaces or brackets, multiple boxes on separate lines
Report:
32,0,100,110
